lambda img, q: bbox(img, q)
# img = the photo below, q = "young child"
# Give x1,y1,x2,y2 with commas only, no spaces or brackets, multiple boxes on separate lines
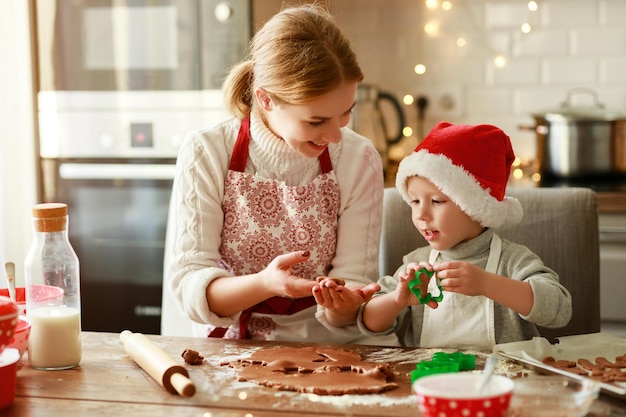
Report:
314,122,572,349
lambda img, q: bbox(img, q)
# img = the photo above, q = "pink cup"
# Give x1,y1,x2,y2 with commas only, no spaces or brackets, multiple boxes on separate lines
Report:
0,348,19,409
0,285,64,316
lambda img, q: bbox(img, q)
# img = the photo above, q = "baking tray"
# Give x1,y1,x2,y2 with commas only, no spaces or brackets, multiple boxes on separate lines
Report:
494,332,626,400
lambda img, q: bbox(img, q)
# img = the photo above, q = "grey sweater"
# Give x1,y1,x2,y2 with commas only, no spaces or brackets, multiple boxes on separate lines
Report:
357,228,572,347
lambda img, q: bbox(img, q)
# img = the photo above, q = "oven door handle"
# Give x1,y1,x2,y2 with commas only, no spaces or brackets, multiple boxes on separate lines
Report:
59,163,176,180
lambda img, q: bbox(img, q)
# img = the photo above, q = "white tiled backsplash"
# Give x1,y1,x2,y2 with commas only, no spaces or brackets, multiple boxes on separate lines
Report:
258,0,626,160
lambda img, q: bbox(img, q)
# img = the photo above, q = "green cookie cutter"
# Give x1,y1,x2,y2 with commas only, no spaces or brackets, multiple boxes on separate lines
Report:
408,267,443,304
411,351,476,383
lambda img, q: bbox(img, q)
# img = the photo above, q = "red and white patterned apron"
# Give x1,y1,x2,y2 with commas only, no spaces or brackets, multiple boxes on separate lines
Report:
207,117,340,339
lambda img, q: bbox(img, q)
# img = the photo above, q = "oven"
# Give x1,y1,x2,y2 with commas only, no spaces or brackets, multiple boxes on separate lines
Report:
34,0,251,334
41,159,175,333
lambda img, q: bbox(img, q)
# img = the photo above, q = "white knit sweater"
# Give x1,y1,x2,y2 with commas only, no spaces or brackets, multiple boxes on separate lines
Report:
163,113,385,340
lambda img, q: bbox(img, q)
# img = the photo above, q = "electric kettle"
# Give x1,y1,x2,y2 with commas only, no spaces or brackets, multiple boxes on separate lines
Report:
350,84,406,173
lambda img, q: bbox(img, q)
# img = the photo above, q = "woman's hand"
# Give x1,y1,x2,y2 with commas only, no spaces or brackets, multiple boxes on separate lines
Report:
313,278,381,327
207,250,316,317
261,250,318,298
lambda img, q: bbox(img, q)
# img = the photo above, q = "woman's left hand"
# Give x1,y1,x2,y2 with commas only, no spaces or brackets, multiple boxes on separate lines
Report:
312,278,380,327
313,278,380,309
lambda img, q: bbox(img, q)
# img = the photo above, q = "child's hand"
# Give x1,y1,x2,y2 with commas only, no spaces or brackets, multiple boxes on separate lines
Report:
396,265,439,309
434,261,487,296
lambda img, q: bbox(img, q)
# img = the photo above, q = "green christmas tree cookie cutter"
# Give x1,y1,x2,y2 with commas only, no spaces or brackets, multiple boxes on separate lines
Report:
408,267,443,304
411,351,476,383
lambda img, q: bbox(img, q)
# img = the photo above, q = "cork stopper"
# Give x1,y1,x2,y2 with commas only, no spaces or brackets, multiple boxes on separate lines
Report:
32,203,68,232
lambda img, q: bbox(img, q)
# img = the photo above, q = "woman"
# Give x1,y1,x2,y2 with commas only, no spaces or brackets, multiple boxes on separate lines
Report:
162,4,396,345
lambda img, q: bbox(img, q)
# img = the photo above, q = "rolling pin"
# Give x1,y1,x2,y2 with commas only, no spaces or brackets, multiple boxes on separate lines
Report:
119,330,196,397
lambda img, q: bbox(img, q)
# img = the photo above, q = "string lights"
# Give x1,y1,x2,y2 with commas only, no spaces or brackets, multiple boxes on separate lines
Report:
415,0,540,75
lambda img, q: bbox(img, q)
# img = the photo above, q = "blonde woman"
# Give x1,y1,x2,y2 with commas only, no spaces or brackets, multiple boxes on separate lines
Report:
163,4,396,345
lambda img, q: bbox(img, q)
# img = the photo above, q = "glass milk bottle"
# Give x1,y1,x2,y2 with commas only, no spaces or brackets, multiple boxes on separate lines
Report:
24,203,81,370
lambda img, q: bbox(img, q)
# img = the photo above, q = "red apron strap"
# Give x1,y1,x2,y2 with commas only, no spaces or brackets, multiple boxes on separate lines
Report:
230,116,332,174
229,116,251,172
319,147,332,174
208,326,228,338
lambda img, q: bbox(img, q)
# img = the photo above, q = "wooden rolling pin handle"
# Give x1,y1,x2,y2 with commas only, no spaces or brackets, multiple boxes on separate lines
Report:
120,330,196,397
171,372,196,397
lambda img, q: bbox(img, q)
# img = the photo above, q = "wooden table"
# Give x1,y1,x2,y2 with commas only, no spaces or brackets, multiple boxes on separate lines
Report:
5,332,626,416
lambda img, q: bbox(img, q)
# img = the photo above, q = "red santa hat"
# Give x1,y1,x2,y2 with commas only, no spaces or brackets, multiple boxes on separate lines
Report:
395,121,523,229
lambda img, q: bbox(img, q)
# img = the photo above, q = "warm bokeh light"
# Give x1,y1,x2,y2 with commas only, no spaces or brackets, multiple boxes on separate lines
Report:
388,144,408,162
528,1,538,12
513,168,524,180
456,37,467,47
521,22,532,33
414,64,427,75
494,54,507,68
403,94,414,105
531,172,542,182
402,126,413,137
425,0,439,10
424,21,439,36
513,157,522,167
441,1,452,11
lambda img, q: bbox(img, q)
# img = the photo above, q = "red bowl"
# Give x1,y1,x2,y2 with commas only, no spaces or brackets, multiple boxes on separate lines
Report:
0,296,18,353
8,316,30,358
0,348,20,410
413,373,515,417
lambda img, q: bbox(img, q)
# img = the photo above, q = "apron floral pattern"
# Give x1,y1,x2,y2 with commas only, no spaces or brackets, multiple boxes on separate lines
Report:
214,117,340,339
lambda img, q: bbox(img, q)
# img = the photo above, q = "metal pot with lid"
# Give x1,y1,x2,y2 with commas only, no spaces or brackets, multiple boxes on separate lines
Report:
521,88,626,178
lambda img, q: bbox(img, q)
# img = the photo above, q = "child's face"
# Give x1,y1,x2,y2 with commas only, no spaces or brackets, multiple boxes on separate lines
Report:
257,82,356,159
406,176,485,251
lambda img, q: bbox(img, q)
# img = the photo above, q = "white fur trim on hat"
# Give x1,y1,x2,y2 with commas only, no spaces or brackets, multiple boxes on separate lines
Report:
395,149,523,229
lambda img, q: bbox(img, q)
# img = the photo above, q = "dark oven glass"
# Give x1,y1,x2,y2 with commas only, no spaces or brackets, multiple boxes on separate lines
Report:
43,159,175,334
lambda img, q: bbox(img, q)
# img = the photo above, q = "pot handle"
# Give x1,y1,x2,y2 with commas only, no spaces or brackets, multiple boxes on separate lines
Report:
377,91,406,145
518,124,535,132
518,124,549,135
561,87,605,109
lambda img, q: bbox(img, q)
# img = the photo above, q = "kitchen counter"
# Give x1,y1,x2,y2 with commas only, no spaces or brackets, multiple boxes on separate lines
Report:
595,191,626,214
7,332,626,416
536,176,626,214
